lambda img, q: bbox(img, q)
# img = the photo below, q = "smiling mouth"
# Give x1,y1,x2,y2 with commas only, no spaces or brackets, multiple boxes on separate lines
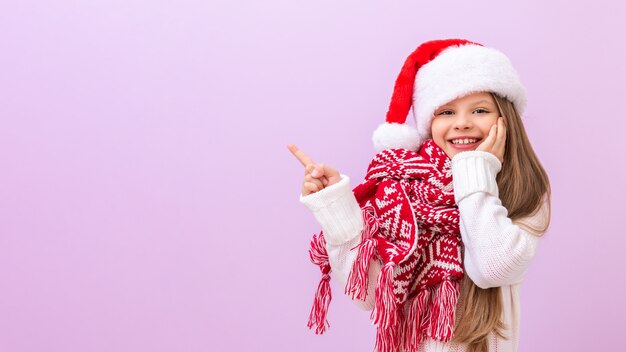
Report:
449,138,482,145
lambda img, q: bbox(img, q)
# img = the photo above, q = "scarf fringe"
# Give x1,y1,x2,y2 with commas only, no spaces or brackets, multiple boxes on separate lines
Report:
307,273,332,335
307,231,332,335
306,231,461,347
345,207,378,301
371,263,401,352
403,288,431,351
429,279,459,341
418,289,433,340
381,279,460,352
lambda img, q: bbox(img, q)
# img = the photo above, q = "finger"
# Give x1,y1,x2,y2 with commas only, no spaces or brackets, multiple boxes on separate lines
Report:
301,184,310,196
305,163,337,186
498,117,506,144
307,166,329,185
305,163,324,179
308,169,329,185
488,123,497,145
305,174,324,190
309,163,326,178
303,181,320,193
493,117,507,157
308,171,329,186
287,144,315,167
319,163,342,186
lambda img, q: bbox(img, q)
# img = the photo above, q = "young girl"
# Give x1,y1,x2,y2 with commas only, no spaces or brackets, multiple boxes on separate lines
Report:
288,39,551,352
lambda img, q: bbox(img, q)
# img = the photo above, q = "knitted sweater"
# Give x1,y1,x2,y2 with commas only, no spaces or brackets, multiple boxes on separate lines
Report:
299,150,549,352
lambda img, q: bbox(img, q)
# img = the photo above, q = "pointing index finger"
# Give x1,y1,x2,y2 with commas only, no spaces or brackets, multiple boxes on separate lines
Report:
287,143,315,167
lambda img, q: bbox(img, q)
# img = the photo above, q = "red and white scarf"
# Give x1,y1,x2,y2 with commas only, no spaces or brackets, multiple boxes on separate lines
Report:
308,139,464,352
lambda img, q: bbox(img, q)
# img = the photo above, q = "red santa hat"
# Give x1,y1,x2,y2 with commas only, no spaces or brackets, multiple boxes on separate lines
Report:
372,39,527,151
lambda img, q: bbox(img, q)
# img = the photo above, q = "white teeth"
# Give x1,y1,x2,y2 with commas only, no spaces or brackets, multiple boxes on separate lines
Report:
451,138,478,145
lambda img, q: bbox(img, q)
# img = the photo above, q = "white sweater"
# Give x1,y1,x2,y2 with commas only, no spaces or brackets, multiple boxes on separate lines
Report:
300,150,549,352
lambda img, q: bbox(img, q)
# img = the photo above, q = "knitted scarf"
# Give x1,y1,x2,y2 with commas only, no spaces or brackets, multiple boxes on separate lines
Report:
307,139,464,352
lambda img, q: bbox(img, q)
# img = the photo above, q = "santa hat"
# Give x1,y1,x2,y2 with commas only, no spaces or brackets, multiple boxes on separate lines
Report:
372,39,527,151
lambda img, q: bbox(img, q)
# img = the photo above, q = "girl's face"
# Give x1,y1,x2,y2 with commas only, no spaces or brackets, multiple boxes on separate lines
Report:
430,92,501,159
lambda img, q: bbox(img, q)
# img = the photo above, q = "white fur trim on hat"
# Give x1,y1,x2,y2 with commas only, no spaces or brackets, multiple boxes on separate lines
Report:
412,44,527,143
372,122,422,151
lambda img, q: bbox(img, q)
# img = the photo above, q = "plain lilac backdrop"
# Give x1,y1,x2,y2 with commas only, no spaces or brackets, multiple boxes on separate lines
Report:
1,0,625,351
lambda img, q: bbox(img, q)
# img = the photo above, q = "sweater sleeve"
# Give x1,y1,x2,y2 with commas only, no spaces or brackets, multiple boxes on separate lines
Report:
299,175,379,311
451,151,550,289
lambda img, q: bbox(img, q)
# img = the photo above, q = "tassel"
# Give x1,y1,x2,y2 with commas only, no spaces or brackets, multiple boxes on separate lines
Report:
345,208,379,300
403,288,430,352
398,304,408,351
307,272,332,334
418,288,432,338
403,295,419,352
375,312,401,352
372,263,397,328
307,231,332,335
429,279,459,341
309,231,329,267
345,238,376,300
371,263,401,352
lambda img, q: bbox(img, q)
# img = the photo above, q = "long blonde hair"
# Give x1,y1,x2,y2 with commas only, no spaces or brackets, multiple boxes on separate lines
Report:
448,93,552,351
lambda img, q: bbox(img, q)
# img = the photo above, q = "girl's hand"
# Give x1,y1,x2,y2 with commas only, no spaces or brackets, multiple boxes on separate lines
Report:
287,144,341,196
476,117,507,163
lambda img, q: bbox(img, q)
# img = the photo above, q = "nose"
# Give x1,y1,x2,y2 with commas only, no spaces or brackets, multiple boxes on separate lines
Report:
452,113,473,130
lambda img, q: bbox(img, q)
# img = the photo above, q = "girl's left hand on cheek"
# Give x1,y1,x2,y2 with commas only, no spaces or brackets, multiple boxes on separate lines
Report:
476,117,506,163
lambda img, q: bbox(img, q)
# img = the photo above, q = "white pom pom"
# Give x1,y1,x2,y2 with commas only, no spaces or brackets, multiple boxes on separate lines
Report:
372,123,423,152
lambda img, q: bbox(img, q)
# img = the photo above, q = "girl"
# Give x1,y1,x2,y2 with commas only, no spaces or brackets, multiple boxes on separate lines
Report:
288,39,551,352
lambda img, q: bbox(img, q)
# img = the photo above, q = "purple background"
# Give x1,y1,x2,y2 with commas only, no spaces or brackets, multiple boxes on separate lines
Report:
1,1,625,351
